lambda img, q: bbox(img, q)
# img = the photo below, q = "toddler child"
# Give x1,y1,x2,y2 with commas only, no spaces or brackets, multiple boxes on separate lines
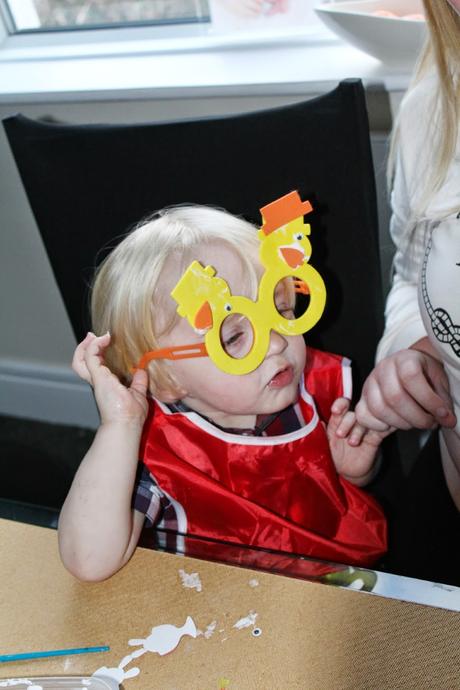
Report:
58,198,390,581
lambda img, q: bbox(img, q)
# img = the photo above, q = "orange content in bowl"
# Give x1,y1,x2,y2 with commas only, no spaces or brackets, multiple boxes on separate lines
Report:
372,9,424,20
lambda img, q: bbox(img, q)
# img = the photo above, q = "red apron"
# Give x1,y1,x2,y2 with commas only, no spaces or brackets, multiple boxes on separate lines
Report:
140,347,387,567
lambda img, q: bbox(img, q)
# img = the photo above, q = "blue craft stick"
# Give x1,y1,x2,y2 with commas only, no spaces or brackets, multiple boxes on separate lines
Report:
0,645,110,663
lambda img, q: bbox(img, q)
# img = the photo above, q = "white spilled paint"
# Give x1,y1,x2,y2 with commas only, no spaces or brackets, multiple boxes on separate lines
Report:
93,652,140,686
198,621,217,639
128,616,197,657
248,579,259,588
233,611,258,629
178,569,202,592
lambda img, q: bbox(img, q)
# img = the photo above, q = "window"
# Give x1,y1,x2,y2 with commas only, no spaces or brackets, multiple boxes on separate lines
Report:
0,0,322,39
1,0,210,31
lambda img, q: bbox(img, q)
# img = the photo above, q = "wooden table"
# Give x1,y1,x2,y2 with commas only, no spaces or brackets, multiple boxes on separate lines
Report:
1,519,460,689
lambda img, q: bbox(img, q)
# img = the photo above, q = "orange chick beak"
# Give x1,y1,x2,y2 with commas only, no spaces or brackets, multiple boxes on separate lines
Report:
279,246,305,269
194,301,213,330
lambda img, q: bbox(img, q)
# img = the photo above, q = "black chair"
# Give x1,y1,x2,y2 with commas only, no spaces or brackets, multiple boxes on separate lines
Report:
4,79,402,526
3,79,383,392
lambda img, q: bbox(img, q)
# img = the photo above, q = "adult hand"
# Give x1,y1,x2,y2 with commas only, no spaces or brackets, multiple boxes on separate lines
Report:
355,347,456,432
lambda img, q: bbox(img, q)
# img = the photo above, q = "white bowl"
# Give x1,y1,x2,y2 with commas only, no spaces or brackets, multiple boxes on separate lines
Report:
315,0,427,66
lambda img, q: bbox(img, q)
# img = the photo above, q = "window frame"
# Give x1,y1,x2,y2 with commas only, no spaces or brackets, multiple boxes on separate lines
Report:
0,2,413,104
0,0,331,59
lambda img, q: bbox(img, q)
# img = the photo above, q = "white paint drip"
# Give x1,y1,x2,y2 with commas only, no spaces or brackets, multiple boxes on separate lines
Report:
128,616,197,657
248,579,259,588
178,569,202,592
233,611,258,629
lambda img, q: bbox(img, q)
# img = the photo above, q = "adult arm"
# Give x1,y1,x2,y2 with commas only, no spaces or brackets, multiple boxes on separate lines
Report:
356,87,456,432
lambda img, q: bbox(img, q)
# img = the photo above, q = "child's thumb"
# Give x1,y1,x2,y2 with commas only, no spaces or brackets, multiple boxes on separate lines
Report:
130,368,148,397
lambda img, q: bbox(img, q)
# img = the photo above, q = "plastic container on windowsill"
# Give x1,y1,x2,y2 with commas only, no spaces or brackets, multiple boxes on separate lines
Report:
314,0,427,66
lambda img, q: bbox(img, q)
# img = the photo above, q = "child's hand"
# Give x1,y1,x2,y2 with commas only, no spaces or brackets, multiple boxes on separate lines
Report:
72,332,149,426
326,397,393,486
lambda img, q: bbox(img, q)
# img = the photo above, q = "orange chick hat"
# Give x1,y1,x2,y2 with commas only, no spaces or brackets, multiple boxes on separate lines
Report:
260,190,313,235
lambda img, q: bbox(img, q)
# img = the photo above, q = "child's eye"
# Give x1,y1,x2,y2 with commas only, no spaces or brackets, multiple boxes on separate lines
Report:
223,331,244,348
220,315,253,358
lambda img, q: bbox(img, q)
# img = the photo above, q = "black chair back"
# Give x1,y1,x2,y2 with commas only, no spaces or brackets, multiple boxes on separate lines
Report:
3,79,382,392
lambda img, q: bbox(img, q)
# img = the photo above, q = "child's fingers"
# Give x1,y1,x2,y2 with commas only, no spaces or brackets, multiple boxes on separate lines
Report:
334,410,357,439
330,397,350,417
130,368,148,398
83,331,111,379
71,332,97,382
346,422,367,447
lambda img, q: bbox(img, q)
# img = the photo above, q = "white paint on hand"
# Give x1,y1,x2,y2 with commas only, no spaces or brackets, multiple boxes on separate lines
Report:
178,569,202,592
128,616,197,657
233,611,258,629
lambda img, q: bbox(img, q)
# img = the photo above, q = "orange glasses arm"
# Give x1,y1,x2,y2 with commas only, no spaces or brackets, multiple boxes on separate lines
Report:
135,343,208,370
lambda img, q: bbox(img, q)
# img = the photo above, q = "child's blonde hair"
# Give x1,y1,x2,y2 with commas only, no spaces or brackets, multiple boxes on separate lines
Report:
387,0,460,214
91,205,261,397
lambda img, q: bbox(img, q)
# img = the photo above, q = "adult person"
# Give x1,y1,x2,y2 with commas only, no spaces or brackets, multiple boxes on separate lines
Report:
356,0,460,584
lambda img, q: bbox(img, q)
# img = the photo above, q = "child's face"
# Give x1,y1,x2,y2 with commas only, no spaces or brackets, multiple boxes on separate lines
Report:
157,243,307,430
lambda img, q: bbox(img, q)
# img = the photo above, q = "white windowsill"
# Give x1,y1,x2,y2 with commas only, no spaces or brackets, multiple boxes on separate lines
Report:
0,23,415,103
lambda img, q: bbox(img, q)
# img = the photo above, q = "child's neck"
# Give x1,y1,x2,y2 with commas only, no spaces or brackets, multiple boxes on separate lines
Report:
181,398,257,430
170,399,285,436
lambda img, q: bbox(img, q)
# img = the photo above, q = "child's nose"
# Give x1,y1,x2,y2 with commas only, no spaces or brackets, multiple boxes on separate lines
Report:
267,329,288,356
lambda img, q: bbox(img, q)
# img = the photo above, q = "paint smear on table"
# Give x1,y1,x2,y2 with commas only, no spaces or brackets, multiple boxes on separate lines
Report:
178,569,202,592
233,611,258,629
198,620,217,639
248,579,259,588
128,616,197,657
93,652,140,685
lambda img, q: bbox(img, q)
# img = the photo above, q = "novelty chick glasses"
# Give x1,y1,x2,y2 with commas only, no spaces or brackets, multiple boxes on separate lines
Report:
134,190,326,376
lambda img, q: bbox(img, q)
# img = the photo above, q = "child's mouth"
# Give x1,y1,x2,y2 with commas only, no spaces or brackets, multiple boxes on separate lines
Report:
268,365,294,388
